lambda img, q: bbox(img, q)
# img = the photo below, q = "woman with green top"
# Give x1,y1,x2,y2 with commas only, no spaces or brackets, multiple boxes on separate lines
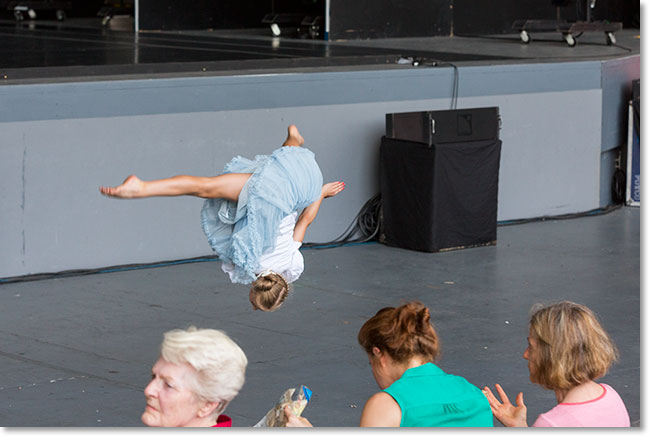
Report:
284,301,493,427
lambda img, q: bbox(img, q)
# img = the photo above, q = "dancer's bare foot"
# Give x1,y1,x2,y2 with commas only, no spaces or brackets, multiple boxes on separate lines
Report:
322,181,345,198
100,175,146,198
282,124,305,147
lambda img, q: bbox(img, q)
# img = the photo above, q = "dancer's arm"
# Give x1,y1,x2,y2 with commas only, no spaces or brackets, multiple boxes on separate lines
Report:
293,181,344,243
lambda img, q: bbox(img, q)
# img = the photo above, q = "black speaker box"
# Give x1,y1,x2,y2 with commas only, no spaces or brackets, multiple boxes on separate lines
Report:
380,136,502,252
385,107,500,146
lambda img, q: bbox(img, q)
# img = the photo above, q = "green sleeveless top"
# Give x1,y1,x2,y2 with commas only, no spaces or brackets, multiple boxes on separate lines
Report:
383,363,493,427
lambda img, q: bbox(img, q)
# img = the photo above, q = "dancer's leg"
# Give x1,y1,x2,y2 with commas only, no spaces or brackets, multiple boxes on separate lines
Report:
100,173,251,201
282,124,304,147
102,124,300,199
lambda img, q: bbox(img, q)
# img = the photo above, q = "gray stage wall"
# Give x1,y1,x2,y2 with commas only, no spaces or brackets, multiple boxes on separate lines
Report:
0,56,639,278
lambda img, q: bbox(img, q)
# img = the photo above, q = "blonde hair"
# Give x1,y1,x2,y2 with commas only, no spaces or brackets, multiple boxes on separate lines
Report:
358,301,440,363
249,272,290,312
528,301,618,390
160,326,247,416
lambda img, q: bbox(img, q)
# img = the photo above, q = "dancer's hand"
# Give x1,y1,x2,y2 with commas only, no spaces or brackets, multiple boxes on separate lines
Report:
284,405,313,427
322,181,345,198
482,384,528,427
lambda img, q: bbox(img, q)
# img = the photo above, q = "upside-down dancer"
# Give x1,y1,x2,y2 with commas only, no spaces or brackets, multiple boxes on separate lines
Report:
100,125,344,311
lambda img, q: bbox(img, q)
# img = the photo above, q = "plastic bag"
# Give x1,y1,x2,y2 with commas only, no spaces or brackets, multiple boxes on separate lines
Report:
253,385,312,427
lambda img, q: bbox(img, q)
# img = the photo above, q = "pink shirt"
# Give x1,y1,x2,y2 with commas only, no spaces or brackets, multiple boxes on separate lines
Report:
532,383,630,427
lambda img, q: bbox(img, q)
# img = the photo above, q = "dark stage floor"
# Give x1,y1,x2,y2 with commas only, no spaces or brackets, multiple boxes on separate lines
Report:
0,18,639,82
0,206,640,427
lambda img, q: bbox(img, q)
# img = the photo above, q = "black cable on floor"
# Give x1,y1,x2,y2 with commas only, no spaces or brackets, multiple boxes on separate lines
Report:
305,196,625,246
302,193,382,249
0,199,626,285
496,203,623,226
0,256,220,285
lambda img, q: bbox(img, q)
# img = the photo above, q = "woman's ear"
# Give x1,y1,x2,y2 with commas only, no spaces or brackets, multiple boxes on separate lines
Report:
197,400,222,419
372,347,392,369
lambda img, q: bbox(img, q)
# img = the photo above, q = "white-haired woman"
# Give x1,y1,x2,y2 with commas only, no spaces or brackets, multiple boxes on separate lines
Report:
142,326,248,427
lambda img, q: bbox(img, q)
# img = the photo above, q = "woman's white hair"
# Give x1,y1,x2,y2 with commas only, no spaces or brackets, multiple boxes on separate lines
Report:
160,326,247,416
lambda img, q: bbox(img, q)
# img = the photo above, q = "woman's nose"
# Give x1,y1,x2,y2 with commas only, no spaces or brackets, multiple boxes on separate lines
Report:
144,379,158,397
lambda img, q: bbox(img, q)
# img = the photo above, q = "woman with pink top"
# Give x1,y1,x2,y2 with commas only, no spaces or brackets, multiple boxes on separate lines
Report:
483,301,630,427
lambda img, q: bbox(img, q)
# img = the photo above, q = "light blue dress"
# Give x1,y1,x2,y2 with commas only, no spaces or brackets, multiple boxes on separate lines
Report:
201,146,323,284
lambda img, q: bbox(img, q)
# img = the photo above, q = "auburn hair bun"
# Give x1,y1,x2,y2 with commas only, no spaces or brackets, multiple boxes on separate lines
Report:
358,301,440,363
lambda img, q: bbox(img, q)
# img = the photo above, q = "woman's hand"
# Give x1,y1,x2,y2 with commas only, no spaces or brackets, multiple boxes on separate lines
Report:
482,384,528,427
322,181,345,198
284,405,313,427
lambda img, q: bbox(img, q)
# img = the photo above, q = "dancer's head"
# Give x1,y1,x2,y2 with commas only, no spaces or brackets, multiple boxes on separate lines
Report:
524,301,618,391
249,271,290,312
357,301,440,389
142,326,247,427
